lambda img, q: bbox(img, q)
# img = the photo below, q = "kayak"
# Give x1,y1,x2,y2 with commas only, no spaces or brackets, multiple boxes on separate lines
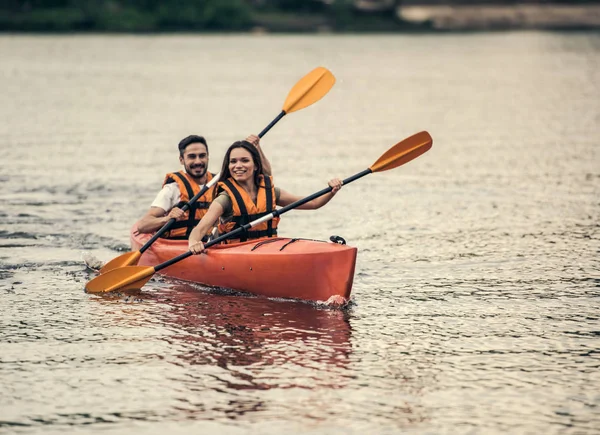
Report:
130,225,357,304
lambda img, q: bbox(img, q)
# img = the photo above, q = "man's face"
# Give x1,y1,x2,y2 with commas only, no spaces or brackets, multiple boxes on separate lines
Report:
180,143,209,179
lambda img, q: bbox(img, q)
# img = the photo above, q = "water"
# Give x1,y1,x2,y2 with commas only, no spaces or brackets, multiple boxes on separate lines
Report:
1,33,599,434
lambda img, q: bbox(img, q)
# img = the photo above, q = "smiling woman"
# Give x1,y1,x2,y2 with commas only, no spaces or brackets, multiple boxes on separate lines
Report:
188,140,343,252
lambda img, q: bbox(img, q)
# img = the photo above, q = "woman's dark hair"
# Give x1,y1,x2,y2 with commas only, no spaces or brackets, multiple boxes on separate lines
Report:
219,141,264,187
178,135,207,156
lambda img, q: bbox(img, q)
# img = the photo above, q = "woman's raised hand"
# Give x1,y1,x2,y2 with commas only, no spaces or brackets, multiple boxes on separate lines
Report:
245,134,260,148
328,178,343,194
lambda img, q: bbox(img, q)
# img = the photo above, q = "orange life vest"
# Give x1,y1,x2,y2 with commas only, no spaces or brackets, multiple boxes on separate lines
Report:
161,171,216,240
217,175,279,244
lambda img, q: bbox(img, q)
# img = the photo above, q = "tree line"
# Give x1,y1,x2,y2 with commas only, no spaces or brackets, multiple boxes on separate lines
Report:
3,0,597,32
0,0,374,32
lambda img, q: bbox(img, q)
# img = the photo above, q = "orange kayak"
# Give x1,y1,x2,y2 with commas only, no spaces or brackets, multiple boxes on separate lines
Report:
130,226,357,303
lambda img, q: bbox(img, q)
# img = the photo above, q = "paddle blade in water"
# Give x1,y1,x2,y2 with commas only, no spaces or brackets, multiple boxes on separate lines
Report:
282,67,336,114
85,266,155,293
369,131,433,173
99,251,142,274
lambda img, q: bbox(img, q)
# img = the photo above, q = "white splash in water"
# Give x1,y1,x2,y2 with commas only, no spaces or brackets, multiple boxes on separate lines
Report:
81,251,105,271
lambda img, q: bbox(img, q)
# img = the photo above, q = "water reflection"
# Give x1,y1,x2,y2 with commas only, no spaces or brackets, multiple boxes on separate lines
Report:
90,283,354,422
160,284,353,388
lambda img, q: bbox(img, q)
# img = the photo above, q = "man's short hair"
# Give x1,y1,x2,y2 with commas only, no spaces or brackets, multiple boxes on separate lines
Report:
178,135,208,156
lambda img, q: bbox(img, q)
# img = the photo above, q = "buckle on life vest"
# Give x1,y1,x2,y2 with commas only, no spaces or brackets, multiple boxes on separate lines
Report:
329,235,346,245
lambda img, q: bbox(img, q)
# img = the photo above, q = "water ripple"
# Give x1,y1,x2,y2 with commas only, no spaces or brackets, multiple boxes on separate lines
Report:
1,33,599,434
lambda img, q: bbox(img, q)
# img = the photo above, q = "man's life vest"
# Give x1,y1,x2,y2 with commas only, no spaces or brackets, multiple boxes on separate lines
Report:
217,175,279,243
161,171,215,240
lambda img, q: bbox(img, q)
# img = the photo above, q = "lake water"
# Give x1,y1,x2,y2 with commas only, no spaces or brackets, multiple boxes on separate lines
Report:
1,32,599,434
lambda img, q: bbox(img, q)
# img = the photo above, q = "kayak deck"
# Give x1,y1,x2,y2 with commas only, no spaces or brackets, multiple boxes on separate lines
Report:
130,226,357,303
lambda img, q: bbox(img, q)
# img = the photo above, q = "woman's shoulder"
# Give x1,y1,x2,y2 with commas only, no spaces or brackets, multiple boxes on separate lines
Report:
214,189,232,208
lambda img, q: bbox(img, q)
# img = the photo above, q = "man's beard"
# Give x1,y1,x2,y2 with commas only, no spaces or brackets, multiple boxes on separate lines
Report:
186,163,207,179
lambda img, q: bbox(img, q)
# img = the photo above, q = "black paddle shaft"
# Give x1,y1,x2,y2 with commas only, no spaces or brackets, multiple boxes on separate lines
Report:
258,110,285,138
154,168,372,272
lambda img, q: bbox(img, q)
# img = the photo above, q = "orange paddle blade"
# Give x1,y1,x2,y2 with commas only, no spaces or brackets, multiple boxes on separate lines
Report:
85,265,155,293
282,67,336,114
99,251,142,274
369,131,432,173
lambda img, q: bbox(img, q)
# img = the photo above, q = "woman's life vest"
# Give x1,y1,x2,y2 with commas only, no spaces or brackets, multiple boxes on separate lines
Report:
161,171,216,240
217,175,279,243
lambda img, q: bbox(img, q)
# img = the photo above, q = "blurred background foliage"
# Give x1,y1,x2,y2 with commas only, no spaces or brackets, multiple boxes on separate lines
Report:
0,0,407,32
1,0,598,32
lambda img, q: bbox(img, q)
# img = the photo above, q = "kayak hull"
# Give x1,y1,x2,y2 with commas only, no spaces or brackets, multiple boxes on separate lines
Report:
130,226,357,303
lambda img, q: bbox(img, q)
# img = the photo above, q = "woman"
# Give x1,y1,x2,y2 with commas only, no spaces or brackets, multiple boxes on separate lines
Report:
188,139,342,254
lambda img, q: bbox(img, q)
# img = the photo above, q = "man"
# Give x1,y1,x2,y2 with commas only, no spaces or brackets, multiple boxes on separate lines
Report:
136,134,271,239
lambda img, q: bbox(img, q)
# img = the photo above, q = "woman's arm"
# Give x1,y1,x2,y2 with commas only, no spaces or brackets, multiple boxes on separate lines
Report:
277,178,342,210
188,201,224,254
246,134,272,176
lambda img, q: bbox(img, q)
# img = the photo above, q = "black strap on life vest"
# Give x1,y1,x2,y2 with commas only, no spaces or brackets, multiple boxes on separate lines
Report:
263,176,275,238
171,173,197,239
170,172,212,239
222,178,277,243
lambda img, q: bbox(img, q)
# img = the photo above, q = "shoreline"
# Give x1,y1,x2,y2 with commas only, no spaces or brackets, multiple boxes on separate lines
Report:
399,4,600,31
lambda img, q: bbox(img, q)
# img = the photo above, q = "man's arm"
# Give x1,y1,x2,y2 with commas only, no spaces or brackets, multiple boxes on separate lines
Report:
136,207,185,233
136,184,184,233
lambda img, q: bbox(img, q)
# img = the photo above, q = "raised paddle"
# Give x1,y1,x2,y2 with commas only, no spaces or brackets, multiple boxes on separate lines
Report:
98,66,336,274
86,131,433,294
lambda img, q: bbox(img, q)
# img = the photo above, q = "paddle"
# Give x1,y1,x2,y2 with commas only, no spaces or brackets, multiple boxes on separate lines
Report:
98,66,336,274
86,131,433,294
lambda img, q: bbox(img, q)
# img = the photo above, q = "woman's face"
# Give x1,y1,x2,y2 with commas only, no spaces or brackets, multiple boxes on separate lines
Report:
228,147,256,183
